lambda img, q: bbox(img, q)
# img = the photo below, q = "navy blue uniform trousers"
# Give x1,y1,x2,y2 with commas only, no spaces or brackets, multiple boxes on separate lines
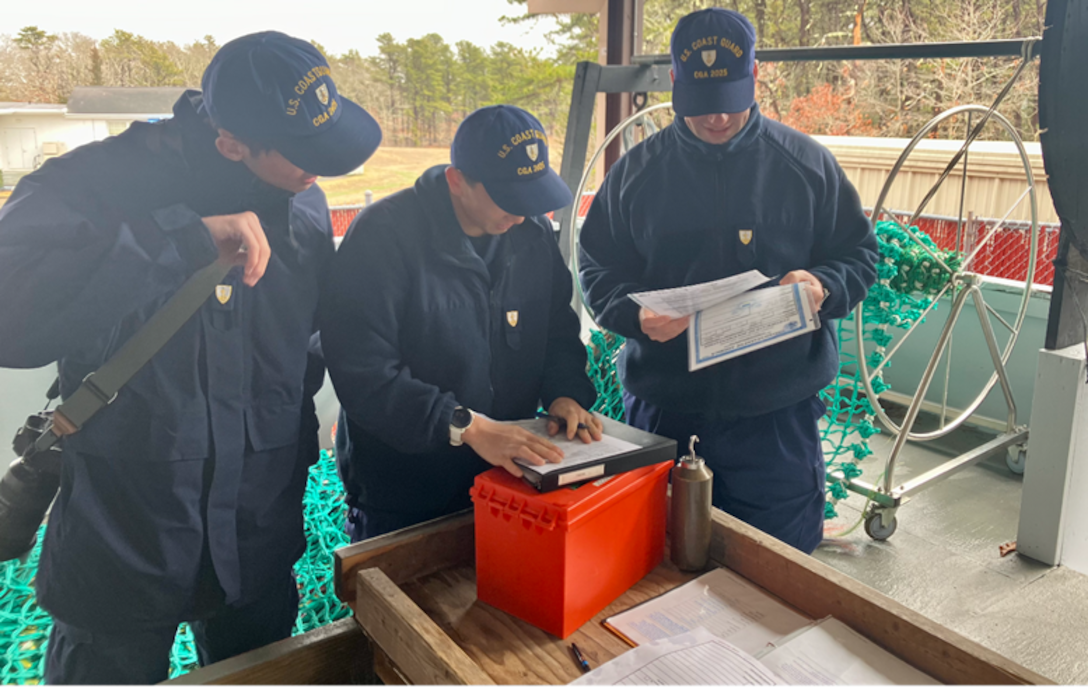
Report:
625,392,827,554
43,572,298,684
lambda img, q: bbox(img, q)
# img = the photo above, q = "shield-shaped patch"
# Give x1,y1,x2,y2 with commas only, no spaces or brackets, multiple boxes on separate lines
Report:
506,310,519,327
316,83,329,106
739,229,753,245
215,284,233,304
702,49,717,67
526,143,539,162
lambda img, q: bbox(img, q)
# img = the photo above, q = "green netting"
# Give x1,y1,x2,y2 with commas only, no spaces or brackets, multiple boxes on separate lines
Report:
0,219,950,682
822,219,960,518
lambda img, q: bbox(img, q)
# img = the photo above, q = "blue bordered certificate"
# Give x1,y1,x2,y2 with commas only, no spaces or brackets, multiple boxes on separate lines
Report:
687,283,820,371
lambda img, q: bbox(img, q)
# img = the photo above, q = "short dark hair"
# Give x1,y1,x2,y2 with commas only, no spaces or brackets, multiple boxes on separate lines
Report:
209,118,271,155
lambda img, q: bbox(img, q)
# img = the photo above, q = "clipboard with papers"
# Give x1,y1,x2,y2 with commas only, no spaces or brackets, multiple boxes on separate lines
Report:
511,415,676,492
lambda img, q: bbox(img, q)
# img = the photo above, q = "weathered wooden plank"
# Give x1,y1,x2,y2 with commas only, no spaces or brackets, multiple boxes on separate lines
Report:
164,617,371,685
355,567,494,685
708,510,1052,685
335,510,475,604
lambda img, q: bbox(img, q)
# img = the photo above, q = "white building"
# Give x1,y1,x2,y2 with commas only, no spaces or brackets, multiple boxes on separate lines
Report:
0,86,187,188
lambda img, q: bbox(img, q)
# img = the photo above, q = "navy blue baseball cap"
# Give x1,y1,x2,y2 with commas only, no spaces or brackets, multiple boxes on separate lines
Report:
202,31,382,177
670,8,757,117
450,105,572,218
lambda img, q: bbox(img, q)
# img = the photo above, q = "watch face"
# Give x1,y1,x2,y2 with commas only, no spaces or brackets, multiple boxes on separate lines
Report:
451,407,473,429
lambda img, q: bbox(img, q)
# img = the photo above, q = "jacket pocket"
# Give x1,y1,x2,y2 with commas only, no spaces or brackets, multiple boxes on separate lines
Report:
245,403,303,452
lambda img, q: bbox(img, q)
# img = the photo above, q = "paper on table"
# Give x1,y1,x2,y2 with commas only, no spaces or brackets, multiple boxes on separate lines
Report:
509,418,640,475
603,568,811,656
687,283,819,371
628,270,772,318
570,628,783,686
760,618,941,685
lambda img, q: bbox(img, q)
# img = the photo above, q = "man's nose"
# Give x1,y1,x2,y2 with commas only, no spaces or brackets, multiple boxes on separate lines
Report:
707,113,731,126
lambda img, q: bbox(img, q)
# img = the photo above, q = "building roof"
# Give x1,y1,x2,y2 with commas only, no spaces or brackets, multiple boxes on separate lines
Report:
66,87,189,117
0,102,67,116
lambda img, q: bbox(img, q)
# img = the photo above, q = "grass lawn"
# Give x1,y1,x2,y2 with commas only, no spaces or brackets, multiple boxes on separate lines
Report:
0,147,450,209
319,147,450,207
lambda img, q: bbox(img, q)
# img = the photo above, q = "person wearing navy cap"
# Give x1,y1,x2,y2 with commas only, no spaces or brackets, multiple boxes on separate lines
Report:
0,31,380,683
321,105,601,541
579,9,878,554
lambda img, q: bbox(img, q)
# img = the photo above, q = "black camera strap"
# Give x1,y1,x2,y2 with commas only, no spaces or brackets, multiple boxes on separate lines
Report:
29,259,234,456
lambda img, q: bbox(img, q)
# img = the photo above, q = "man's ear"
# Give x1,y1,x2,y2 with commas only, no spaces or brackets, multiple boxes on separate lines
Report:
753,62,759,80
669,68,675,85
444,165,463,196
215,129,249,162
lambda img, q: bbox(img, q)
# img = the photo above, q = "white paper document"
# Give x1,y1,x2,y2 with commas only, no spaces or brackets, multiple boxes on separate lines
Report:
687,283,819,371
628,270,772,318
509,418,640,475
760,618,940,685
571,628,783,686
604,568,811,656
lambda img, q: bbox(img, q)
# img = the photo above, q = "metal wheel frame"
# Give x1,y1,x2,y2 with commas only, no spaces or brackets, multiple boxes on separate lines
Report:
855,104,1040,443
568,102,675,321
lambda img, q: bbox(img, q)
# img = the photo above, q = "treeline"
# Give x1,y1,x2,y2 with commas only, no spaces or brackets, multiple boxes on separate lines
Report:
1,0,1044,151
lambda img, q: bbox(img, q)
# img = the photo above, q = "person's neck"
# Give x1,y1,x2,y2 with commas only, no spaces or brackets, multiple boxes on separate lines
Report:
448,189,485,237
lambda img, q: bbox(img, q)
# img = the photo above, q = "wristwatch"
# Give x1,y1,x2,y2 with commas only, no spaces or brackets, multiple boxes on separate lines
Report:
449,406,474,446
821,285,830,304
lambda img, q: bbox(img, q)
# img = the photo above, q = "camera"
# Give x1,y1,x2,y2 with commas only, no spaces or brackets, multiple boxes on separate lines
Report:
0,412,63,562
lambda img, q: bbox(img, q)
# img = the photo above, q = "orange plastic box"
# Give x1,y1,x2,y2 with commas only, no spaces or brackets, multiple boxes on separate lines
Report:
471,460,672,638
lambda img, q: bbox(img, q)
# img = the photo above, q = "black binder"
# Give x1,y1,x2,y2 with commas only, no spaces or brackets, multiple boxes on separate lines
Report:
517,415,677,492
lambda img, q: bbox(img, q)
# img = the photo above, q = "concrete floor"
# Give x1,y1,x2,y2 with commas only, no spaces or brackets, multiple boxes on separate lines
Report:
813,416,1088,684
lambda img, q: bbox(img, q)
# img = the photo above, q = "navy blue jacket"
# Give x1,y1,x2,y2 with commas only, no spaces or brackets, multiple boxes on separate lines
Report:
0,92,333,630
579,106,877,417
321,166,596,514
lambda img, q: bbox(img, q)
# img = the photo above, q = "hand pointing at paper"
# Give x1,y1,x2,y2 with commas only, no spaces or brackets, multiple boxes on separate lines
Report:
640,307,691,343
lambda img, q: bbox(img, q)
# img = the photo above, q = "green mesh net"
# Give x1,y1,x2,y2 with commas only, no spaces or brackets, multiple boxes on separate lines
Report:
0,218,951,682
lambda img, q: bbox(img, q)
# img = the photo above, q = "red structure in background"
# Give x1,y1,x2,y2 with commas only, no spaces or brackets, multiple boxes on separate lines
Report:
330,196,1059,287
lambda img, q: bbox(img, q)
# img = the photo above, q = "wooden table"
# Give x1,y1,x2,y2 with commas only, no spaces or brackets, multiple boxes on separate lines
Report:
332,508,1051,685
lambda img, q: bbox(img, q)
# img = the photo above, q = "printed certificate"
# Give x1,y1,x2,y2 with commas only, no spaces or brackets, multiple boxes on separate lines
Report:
687,283,820,371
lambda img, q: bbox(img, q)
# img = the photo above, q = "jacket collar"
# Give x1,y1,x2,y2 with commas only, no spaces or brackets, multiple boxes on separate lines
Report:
670,102,764,160
415,165,494,278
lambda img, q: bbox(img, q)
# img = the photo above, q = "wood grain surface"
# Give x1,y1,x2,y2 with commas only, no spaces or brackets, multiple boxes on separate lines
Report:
335,511,475,602
384,556,698,684
355,567,495,685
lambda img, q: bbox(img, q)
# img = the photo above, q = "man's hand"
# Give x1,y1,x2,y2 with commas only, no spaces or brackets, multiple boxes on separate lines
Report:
202,212,272,287
781,270,825,311
546,397,604,443
639,307,690,342
462,415,564,478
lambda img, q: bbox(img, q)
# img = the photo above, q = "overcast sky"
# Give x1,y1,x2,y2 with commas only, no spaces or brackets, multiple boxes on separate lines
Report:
1,0,562,58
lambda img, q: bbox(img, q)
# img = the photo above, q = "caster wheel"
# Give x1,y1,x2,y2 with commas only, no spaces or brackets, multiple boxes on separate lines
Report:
864,511,898,541
1006,447,1026,475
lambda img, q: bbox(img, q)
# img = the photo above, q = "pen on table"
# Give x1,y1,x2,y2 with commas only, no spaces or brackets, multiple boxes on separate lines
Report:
570,642,591,673
538,412,589,431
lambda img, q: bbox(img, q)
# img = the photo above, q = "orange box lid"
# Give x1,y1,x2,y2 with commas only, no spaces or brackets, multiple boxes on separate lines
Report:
471,461,672,532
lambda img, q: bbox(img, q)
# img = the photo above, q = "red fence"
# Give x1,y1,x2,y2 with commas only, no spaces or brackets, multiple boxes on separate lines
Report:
332,196,1059,288
911,215,1058,287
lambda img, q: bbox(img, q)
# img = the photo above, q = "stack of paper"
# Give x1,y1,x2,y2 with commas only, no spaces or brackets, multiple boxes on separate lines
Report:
602,567,810,656
583,568,941,686
628,271,821,371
